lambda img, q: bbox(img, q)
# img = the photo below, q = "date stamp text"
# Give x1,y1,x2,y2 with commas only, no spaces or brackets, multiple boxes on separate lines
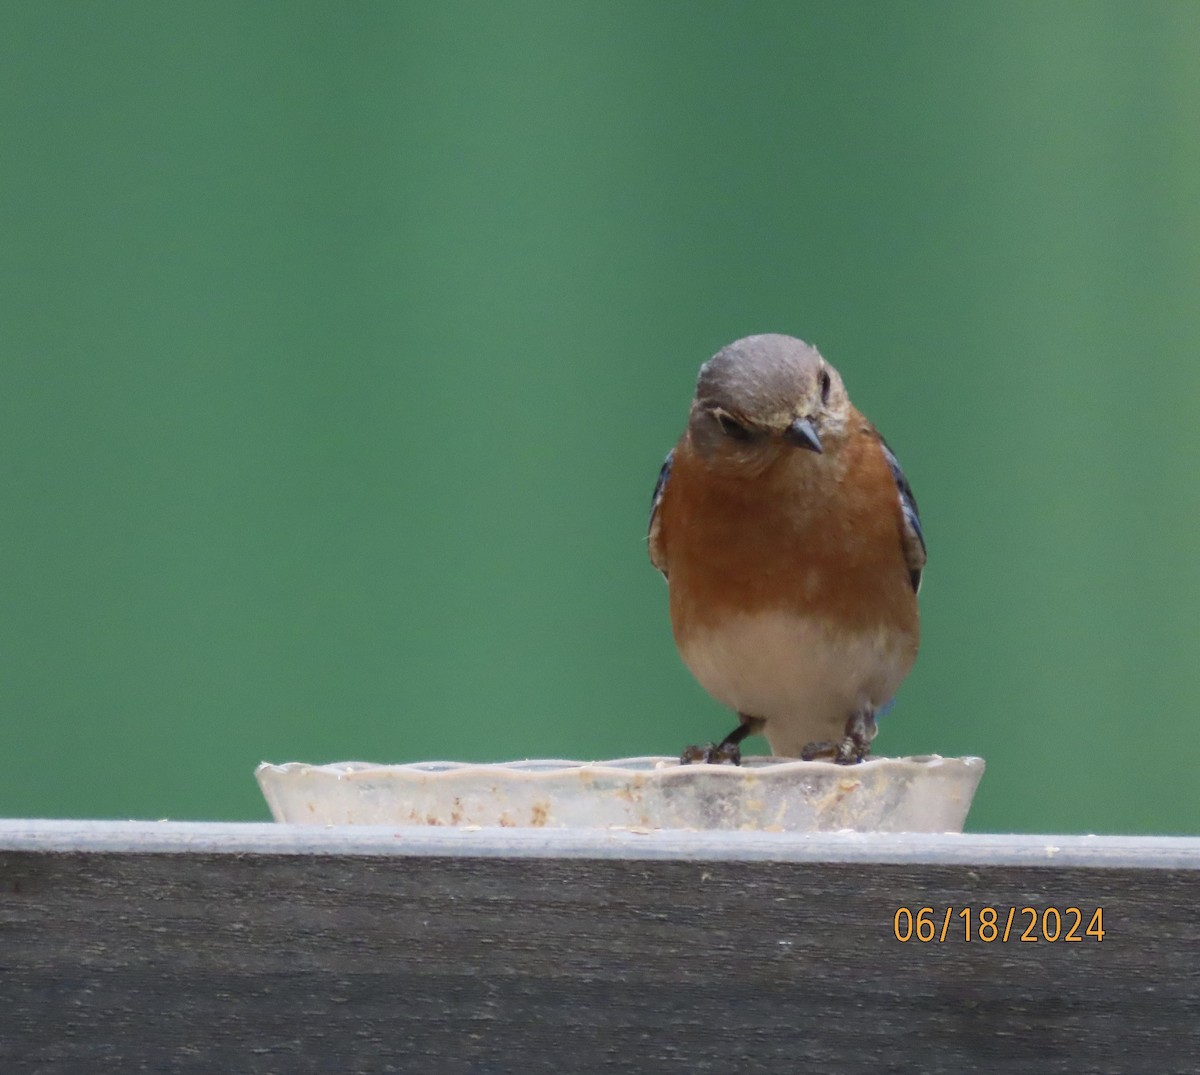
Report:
892,906,1105,943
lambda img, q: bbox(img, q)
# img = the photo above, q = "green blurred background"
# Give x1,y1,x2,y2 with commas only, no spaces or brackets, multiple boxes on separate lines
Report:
2,1,1197,833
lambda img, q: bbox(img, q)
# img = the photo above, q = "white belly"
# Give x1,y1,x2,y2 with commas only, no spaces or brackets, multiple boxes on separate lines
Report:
677,610,913,757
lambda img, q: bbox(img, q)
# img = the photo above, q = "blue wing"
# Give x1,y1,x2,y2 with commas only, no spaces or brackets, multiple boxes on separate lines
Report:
878,436,926,593
647,449,673,576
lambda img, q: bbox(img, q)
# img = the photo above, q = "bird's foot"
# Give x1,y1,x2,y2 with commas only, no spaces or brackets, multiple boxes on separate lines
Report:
679,715,763,765
680,740,742,765
799,738,865,764
800,709,878,765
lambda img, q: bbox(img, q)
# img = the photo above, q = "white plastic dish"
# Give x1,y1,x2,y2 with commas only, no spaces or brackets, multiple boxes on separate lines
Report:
256,755,985,833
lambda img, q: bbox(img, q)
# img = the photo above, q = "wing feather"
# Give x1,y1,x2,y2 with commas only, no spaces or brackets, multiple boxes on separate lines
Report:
647,449,673,577
878,436,926,593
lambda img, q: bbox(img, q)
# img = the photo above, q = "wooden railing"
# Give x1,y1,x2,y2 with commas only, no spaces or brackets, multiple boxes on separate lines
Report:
2,820,1197,1073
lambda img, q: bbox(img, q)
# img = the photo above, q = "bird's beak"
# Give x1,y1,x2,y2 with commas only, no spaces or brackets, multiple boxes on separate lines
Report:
784,416,823,453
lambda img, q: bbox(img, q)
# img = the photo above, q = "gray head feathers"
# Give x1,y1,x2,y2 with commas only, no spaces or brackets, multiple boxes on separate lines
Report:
692,333,845,436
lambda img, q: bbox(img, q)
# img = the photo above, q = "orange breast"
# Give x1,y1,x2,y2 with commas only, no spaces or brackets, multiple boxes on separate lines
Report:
659,423,920,656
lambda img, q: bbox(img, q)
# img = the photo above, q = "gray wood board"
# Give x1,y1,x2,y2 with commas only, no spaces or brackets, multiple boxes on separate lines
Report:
1,822,1197,1073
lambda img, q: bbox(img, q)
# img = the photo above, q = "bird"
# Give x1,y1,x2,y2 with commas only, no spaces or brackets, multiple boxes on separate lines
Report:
648,334,926,765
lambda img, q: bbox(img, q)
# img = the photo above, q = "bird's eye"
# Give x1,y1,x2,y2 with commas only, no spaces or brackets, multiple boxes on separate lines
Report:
716,412,753,441
819,369,832,405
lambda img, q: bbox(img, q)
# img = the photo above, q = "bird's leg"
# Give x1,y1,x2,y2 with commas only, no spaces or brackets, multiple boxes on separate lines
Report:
801,708,878,765
680,715,764,766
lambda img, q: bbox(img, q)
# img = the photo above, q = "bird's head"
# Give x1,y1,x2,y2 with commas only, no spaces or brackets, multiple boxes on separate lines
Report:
687,334,851,466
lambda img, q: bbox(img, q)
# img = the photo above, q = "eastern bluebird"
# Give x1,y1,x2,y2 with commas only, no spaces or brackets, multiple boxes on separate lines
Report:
649,334,926,765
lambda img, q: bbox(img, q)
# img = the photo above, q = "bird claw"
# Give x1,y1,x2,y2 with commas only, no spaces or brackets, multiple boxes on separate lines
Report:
800,737,865,764
801,709,878,765
680,741,743,765
800,738,839,762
